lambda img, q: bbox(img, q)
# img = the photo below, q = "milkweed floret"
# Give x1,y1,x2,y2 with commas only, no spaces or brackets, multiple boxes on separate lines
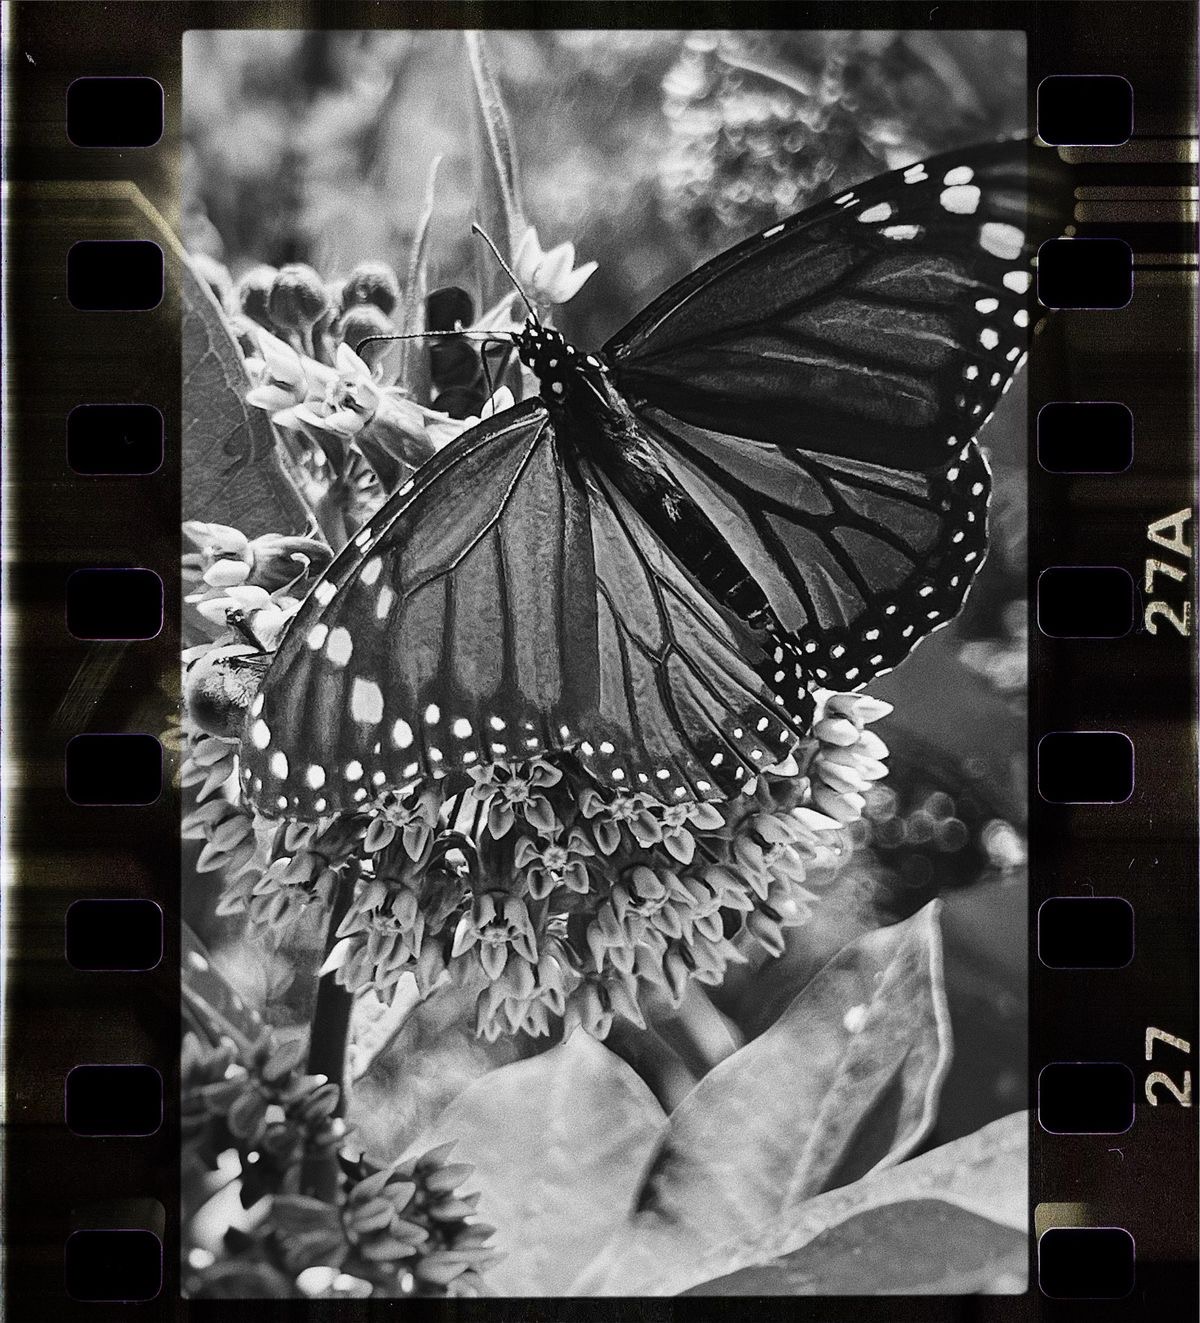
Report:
364,785,444,858
513,828,594,898
450,893,538,981
466,757,562,837
511,224,599,308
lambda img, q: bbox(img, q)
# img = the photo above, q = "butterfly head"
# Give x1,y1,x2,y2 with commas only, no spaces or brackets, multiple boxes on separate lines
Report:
514,319,606,407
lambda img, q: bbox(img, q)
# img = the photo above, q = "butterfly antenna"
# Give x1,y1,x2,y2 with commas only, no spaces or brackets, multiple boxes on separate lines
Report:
353,328,499,358
471,222,537,321
226,608,269,654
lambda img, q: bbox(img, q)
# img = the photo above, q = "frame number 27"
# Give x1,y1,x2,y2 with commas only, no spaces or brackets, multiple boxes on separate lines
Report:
1145,1027,1192,1107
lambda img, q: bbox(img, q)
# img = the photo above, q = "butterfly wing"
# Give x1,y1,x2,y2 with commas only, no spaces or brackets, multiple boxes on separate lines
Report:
241,401,802,817
634,408,990,689
603,140,1060,687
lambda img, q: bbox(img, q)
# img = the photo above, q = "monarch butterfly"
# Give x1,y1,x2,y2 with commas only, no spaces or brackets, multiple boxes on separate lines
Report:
241,138,1063,818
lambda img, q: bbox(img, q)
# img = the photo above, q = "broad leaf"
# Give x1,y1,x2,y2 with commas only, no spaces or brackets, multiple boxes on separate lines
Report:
680,1111,1029,1295
396,154,442,402
411,1030,666,1296
684,1205,1025,1295
464,30,527,310
570,900,951,1296
182,255,312,537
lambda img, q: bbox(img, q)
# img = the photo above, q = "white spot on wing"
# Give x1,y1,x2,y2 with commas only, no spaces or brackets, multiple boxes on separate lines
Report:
940,184,981,215
326,627,353,666
858,202,893,224
392,719,413,748
269,750,289,779
361,557,383,586
351,677,384,724
980,222,1024,261
314,581,336,607
306,623,328,651
943,165,974,185
1003,270,1031,294
251,719,271,749
306,764,326,789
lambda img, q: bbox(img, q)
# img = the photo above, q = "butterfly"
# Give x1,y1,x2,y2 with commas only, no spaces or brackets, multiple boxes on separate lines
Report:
241,138,1062,818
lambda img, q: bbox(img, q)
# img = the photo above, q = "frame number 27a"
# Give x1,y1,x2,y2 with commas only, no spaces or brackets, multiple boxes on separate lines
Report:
1144,508,1193,636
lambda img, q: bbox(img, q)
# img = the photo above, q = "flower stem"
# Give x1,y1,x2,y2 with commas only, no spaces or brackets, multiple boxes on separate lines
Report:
647,983,742,1076
302,881,355,1201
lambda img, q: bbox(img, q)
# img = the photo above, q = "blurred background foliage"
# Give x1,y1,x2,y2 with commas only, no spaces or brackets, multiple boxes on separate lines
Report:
183,27,1030,1159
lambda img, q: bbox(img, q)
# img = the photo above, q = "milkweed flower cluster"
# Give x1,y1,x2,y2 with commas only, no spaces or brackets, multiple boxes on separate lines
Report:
196,228,596,536
182,1029,497,1298
659,29,1025,247
182,581,889,1041
181,227,894,1047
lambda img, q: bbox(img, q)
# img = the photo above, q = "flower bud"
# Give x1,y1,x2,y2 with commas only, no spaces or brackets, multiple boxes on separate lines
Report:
246,534,332,592
235,264,278,330
746,907,787,957
268,264,331,339
202,559,252,589
812,784,866,824
813,715,860,747
823,693,893,726
337,303,396,375
341,260,401,316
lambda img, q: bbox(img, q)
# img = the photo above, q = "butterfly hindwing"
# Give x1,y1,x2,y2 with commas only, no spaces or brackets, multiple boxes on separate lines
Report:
639,406,990,689
242,404,802,816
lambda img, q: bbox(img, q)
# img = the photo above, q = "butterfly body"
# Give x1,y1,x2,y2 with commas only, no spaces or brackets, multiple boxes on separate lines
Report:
241,139,1066,818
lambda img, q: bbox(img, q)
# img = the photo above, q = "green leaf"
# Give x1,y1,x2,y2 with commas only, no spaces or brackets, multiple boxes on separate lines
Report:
464,30,527,310
678,1111,1029,1295
411,1030,666,1295
570,900,952,1295
682,1204,1025,1295
396,154,442,402
182,253,313,537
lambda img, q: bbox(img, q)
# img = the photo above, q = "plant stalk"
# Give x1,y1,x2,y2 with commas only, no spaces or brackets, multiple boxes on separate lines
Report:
301,880,356,1200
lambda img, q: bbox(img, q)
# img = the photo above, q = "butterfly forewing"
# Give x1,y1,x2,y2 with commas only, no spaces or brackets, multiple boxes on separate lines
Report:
241,404,803,817
606,139,1048,470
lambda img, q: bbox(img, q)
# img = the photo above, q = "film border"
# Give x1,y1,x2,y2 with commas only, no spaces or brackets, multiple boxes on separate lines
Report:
3,2,1196,1317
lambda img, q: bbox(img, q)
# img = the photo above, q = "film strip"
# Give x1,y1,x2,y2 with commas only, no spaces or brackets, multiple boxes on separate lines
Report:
3,2,1197,1317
